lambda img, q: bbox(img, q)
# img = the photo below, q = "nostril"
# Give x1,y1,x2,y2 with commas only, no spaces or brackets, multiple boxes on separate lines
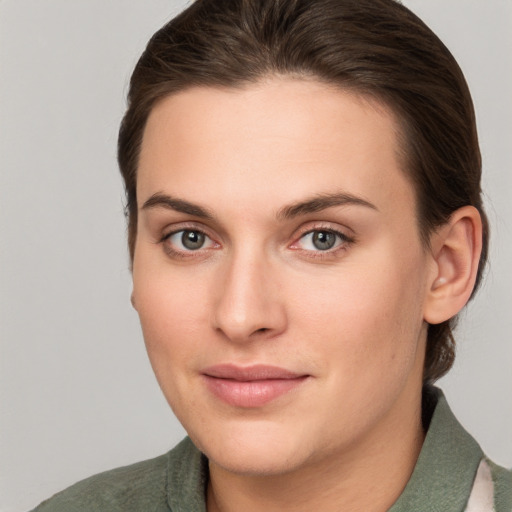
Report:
255,327,269,334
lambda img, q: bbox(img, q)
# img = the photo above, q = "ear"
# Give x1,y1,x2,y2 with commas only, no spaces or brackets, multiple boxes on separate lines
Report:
130,292,138,311
424,206,483,325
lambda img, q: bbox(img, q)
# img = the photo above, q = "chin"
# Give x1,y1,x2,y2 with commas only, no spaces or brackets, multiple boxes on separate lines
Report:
189,418,313,476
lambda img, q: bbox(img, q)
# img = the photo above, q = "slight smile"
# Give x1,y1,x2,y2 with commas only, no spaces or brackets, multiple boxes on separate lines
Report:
202,364,310,408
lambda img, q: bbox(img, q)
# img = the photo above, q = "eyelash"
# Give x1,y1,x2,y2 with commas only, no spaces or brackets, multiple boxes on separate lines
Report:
290,226,355,260
159,224,355,260
159,226,219,260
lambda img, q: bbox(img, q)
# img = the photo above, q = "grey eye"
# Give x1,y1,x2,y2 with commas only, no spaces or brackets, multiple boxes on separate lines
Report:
164,228,217,256
296,229,348,252
181,230,206,250
311,231,337,250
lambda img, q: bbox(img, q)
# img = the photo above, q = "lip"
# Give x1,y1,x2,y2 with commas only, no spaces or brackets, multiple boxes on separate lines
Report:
202,364,309,408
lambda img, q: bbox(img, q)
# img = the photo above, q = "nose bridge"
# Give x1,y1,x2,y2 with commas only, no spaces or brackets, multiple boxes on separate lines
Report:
212,243,286,342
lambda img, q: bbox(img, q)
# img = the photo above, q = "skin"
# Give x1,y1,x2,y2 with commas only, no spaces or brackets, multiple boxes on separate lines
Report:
131,78,481,512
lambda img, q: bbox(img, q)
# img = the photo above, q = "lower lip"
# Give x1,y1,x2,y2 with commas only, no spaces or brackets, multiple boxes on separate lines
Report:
203,375,308,407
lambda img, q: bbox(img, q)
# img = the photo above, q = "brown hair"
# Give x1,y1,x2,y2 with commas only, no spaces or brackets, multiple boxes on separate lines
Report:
118,0,489,383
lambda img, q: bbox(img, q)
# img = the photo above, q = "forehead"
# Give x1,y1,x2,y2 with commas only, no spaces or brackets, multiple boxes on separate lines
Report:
137,78,415,219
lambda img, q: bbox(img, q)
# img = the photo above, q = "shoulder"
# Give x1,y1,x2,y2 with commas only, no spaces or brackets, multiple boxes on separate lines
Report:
390,387,512,512
31,452,170,512
31,438,206,512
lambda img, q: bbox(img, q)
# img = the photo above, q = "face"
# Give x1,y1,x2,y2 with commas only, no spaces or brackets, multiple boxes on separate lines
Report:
133,78,433,476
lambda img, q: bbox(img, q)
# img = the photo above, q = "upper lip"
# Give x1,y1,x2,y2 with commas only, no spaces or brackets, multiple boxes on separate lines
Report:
202,364,306,381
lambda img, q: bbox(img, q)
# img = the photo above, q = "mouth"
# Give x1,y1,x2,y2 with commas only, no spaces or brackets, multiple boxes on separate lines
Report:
201,364,310,408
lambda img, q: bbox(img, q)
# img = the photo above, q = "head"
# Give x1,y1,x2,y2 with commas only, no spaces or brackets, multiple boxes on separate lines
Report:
118,0,488,480
118,0,488,386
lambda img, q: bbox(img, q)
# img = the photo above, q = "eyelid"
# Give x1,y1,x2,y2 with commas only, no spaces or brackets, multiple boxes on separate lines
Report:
290,221,354,243
159,221,217,243
157,220,354,260
159,222,221,259
288,222,355,255
166,230,216,250
292,230,351,249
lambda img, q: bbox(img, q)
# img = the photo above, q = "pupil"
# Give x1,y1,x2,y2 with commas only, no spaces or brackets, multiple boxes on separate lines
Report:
182,230,205,250
312,231,335,250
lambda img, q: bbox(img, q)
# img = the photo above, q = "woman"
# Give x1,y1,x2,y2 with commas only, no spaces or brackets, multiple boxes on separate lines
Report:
32,0,511,510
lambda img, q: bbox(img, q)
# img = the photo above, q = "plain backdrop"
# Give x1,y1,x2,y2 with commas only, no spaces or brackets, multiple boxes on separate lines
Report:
0,1,510,511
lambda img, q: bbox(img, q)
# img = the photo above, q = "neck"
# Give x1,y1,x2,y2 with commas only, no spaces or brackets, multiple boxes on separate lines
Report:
207,387,425,512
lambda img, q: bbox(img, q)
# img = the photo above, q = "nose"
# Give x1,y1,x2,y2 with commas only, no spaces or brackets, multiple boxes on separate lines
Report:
211,248,287,343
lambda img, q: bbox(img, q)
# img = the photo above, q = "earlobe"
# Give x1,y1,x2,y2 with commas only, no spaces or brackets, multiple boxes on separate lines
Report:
131,293,137,310
424,206,482,325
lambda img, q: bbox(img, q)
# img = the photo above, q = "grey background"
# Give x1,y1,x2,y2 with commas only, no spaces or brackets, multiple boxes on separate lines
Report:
0,1,510,511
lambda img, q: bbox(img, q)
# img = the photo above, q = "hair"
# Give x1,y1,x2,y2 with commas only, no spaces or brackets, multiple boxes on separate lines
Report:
118,0,489,384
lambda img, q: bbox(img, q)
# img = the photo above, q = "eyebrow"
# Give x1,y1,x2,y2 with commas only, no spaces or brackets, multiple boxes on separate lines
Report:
141,191,377,221
141,193,214,219
277,192,378,220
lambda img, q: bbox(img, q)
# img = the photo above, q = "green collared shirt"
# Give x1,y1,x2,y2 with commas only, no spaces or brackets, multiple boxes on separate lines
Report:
32,389,511,511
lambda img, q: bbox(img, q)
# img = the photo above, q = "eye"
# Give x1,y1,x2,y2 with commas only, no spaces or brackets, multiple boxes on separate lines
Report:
165,229,216,251
295,229,350,252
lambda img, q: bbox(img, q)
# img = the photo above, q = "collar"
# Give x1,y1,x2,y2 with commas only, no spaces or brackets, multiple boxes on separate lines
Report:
389,387,483,511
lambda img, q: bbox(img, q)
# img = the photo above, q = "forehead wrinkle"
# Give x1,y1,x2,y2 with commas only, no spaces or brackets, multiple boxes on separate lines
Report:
277,192,378,220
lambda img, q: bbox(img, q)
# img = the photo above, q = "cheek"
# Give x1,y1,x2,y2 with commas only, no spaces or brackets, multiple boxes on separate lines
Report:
133,264,209,374
133,270,213,422
290,245,427,378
